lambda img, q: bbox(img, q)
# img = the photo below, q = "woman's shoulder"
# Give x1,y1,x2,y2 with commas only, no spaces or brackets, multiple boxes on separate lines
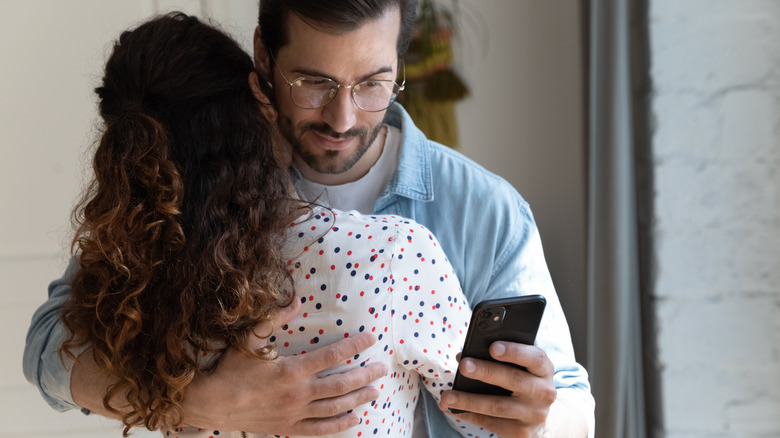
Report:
294,207,431,235
284,206,442,258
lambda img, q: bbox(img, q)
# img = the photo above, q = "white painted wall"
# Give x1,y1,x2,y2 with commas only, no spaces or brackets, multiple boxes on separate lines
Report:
0,1,586,436
0,2,256,436
649,1,780,437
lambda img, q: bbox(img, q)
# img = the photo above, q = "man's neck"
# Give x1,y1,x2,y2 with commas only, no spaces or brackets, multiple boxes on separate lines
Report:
295,125,388,186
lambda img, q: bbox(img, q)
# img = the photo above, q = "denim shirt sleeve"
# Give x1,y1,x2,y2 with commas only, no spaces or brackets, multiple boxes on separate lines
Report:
23,257,86,412
378,107,595,436
494,200,596,435
496,200,590,392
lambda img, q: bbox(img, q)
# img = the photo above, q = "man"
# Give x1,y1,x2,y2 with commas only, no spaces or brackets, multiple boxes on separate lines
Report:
24,1,594,436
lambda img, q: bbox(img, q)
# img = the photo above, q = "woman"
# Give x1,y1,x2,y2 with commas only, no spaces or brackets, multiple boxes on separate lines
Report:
61,13,483,438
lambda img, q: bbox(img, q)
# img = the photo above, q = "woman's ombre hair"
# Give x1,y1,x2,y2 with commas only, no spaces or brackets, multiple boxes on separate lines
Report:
61,12,296,434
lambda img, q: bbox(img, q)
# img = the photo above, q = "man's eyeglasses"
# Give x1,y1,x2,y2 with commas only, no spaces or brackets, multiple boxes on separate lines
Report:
270,53,405,112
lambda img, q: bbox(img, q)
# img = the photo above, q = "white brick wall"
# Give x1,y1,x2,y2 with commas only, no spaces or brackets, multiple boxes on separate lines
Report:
649,1,780,437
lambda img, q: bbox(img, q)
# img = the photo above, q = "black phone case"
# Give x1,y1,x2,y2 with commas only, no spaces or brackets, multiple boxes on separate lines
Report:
450,295,546,413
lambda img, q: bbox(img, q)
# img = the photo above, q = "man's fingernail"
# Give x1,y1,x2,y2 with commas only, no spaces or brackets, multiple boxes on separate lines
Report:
443,391,458,404
462,358,476,374
493,342,506,356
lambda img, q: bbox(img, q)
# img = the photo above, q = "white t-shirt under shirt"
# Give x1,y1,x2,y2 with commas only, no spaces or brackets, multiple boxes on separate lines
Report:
295,124,402,214
167,207,484,438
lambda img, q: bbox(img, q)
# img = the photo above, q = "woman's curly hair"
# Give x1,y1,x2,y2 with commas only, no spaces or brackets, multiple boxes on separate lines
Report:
60,13,297,434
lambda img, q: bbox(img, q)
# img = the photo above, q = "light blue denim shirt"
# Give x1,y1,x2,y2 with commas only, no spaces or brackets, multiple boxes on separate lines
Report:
23,104,594,433
23,256,85,412
373,105,594,437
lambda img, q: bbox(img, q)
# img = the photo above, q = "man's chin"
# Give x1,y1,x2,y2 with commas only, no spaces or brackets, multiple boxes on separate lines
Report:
302,154,356,175
295,137,368,175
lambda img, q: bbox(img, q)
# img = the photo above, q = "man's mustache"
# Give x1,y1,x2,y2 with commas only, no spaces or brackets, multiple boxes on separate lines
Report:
305,123,367,139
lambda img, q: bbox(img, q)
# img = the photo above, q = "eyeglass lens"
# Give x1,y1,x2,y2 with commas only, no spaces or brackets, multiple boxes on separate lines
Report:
290,78,400,112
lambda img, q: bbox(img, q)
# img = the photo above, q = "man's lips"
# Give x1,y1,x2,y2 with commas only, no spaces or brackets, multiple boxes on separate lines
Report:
311,131,356,151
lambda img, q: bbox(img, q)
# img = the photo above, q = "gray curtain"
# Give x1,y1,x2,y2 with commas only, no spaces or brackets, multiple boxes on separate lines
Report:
586,0,652,437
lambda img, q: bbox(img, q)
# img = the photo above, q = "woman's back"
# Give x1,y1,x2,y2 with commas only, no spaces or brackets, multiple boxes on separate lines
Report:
170,208,486,437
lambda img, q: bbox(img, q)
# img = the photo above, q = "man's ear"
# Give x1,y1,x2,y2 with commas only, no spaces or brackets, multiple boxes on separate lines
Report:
249,71,277,123
253,26,272,81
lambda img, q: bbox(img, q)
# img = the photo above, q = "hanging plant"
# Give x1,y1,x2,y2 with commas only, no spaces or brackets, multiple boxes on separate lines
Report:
399,0,470,148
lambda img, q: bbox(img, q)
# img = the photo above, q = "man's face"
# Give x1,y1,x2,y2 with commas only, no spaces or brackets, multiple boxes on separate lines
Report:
266,9,401,183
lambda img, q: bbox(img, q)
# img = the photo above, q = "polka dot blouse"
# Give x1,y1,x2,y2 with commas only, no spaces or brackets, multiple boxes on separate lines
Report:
166,207,488,438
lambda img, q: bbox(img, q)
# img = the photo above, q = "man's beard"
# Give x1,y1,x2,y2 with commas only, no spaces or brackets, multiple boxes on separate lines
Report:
278,114,384,175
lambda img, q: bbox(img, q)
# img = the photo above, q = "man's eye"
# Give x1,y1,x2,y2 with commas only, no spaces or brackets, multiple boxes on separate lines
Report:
301,78,333,89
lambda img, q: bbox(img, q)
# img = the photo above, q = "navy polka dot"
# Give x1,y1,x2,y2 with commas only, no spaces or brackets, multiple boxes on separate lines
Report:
187,208,487,438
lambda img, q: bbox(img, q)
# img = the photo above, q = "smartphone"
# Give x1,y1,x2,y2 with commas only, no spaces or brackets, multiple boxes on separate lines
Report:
450,294,546,413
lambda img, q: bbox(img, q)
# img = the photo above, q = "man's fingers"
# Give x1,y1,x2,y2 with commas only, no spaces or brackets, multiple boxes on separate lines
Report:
443,408,542,438
489,342,554,378
439,390,551,436
299,332,378,374
308,385,382,418
454,343,554,398
311,361,388,399
293,413,361,437
441,390,538,421
456,356,556,405
438,343,558,436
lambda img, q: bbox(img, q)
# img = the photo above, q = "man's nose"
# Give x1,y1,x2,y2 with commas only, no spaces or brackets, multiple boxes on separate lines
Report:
320,87,358,134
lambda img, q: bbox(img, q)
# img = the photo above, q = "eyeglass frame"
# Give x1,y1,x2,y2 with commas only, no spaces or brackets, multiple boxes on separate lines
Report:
268,51,406,112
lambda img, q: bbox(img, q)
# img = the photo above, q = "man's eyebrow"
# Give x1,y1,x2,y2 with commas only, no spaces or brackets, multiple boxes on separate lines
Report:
292,65,395,82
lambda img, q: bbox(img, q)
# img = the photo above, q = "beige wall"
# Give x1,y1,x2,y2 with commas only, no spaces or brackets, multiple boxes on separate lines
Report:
453,0,587,362
0,1,587,436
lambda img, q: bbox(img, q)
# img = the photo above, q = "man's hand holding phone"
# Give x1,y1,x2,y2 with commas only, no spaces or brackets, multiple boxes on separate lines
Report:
439,341,557,437
438,295,558,437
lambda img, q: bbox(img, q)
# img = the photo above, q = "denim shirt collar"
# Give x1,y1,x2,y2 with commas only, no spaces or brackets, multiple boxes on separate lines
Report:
376,103,434,208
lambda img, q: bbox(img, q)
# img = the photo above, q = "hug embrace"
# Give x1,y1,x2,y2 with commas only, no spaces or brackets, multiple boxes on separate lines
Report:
24,1,595,437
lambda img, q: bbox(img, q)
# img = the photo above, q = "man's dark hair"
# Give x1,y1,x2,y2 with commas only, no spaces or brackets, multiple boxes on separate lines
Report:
258,0,418,58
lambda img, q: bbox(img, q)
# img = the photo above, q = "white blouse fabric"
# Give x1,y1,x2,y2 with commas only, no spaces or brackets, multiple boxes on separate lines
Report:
166,208,488,438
